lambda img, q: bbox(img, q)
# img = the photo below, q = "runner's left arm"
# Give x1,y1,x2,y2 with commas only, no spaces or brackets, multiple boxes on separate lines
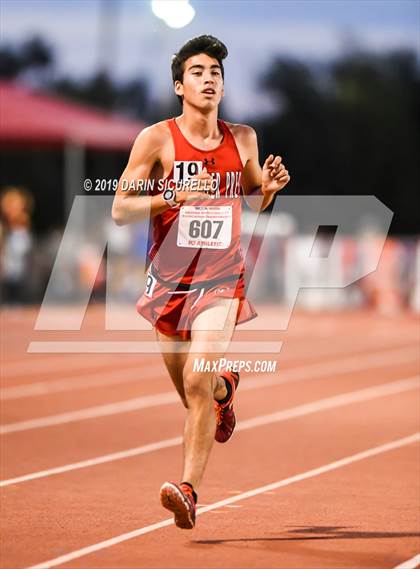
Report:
240,127,290,211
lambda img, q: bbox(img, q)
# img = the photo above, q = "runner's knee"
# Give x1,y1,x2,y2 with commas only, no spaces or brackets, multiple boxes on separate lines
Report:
183,371,213,402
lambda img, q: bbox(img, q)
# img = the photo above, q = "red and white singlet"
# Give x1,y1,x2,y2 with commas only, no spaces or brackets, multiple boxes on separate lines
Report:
148,118,245,285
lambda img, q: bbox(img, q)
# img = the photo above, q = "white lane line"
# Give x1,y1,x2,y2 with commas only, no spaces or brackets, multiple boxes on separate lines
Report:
0,437,183,488
2,356,157,379
241,346,418,392
393,554,420,569
25,433,420,569
0,392,179,435
3,331,416,384
27,341,283,353
1,346,417,434
2,376,418,487
236,376,419,432
1,363,164,400
2,343,417,400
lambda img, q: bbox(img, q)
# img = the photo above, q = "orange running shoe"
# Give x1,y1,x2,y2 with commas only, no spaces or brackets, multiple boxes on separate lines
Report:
160,482,197,529
214,371,240,443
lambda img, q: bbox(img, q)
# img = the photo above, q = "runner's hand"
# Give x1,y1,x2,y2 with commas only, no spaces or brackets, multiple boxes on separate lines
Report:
189,167,215,192
176,167,214,203
261,155,290,194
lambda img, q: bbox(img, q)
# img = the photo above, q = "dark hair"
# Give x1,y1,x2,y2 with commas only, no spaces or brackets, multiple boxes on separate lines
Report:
171,35,228,104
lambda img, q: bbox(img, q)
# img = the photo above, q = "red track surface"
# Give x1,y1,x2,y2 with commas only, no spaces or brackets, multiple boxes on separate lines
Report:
1,306,419,569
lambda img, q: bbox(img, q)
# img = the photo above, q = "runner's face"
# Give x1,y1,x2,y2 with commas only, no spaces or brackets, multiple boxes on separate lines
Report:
175,53,224,110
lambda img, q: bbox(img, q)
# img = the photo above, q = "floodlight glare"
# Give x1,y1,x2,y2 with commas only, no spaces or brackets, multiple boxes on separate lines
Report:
151,0,195,29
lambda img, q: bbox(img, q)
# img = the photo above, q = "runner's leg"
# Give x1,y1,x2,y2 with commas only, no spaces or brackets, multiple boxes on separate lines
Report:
181,298,239,489
155,328,228,407
155,329,189,408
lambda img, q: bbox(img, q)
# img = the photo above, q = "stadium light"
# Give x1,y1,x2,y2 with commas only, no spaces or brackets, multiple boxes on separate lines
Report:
151,0,195,29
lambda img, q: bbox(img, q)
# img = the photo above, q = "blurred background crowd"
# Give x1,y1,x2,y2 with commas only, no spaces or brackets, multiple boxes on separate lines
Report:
0,0,418,312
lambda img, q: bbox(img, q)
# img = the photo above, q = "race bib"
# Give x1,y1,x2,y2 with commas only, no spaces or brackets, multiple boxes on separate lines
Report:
173,161,202,182
177,205,232,249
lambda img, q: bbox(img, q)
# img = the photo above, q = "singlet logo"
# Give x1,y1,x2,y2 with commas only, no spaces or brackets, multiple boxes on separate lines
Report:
203,158,216,166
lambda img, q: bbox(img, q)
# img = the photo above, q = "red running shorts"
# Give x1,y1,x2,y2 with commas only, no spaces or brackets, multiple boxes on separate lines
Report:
136,269,257,341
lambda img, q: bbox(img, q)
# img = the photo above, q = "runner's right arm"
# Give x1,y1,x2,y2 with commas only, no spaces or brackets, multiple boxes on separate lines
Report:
112,126,211,226
112,126,173,225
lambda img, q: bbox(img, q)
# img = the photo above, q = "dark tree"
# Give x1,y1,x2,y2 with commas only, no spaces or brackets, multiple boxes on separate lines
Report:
255,50,420,233
20,36,54,69
0,46,22,78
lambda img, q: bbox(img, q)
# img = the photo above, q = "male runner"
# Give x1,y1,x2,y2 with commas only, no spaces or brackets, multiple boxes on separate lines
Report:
112,35,290,529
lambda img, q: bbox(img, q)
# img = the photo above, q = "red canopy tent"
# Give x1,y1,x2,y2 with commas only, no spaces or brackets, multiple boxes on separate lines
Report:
0,80,145,150
0,81,146,214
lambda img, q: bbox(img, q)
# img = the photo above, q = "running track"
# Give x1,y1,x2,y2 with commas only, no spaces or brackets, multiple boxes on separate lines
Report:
1,305,419,569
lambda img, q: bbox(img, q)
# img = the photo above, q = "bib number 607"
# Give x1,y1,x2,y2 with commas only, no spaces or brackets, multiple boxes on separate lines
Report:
189,219,223,239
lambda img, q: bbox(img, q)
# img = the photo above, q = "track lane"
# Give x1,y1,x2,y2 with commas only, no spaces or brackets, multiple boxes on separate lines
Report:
1,344,417,426
1,375,418,487
53,441,419,569
2,308,418,569
1,355,418,479
1,387,418,568
1,340,417,416
2,331,415,386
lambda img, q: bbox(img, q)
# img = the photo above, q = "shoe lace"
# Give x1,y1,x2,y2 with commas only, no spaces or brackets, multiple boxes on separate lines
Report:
180,483,192,496
215,403,224,426
180,484,197,508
